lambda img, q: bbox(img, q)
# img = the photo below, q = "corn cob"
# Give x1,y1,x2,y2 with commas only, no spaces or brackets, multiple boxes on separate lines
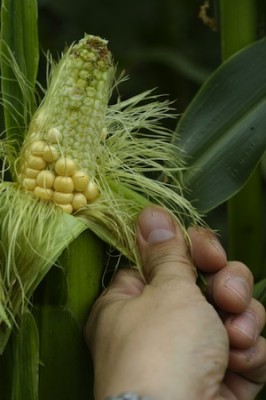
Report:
17,35,114,214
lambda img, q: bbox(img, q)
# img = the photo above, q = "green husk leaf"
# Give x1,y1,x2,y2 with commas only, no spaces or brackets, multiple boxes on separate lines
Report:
0,183,86,353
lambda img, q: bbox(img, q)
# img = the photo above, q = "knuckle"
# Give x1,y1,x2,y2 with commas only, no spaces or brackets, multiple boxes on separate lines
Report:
144,242,194,282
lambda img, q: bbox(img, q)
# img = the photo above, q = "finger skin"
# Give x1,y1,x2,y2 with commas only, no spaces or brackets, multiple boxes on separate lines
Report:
188,226,227,272
206,261,253,314
225,298,266,349
229,336,266,384
188,227,254,314
223,371,264,400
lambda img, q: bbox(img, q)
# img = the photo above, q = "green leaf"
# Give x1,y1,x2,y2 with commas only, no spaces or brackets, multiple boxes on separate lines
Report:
11,312,39,400
253,278,266,307
0,0,39,146
174,37,266,212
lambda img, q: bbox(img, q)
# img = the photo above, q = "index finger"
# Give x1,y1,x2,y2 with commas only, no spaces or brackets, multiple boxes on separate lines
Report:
188,226,227,272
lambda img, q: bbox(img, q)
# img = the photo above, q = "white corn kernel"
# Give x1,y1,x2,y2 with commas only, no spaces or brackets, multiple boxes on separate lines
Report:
47,128,62,143
72,192,87,210
27,155,47,170
84,181,99,201
53,191,74,204
54,176,74,193
72,170,89,191
55,157,77,176
34,186,53,200
36,170,55,189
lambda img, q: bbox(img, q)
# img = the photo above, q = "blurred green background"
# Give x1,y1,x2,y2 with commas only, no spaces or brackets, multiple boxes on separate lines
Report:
38,0,219,111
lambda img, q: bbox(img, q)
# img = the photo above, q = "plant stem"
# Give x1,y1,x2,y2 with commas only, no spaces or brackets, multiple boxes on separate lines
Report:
220,0,257,59
63,230,105,329
220,0,265,281
33,230,104,400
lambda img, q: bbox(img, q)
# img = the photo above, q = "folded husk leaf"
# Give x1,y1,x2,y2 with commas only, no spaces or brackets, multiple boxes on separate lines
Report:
0,183,86,353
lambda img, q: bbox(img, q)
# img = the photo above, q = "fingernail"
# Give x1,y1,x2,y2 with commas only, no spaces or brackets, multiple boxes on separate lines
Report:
229,311,258,341
224,276,250,305
138,207,176,244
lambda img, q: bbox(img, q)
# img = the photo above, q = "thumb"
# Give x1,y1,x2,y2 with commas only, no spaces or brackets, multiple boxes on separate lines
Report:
136,206,196,284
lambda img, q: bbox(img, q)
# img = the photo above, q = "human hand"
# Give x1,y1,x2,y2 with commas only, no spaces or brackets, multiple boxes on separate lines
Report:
85,206,266,400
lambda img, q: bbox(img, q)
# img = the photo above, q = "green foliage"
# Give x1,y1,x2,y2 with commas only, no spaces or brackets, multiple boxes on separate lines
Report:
0,0,39,147
174,37,266,212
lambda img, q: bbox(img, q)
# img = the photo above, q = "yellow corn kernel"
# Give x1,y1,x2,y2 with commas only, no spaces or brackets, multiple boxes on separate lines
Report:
25,167,39,179
54,176,74,193
55,157,77,176
27,155,47,170
17,173,24,184
72,192,87,210
84,181,99,201
34,186,53,200
56,203,73,214
53,191,74,204
30,140,46,156
72,170,89,191
22,178,37,191
43,145,60,162
36,170,55,189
